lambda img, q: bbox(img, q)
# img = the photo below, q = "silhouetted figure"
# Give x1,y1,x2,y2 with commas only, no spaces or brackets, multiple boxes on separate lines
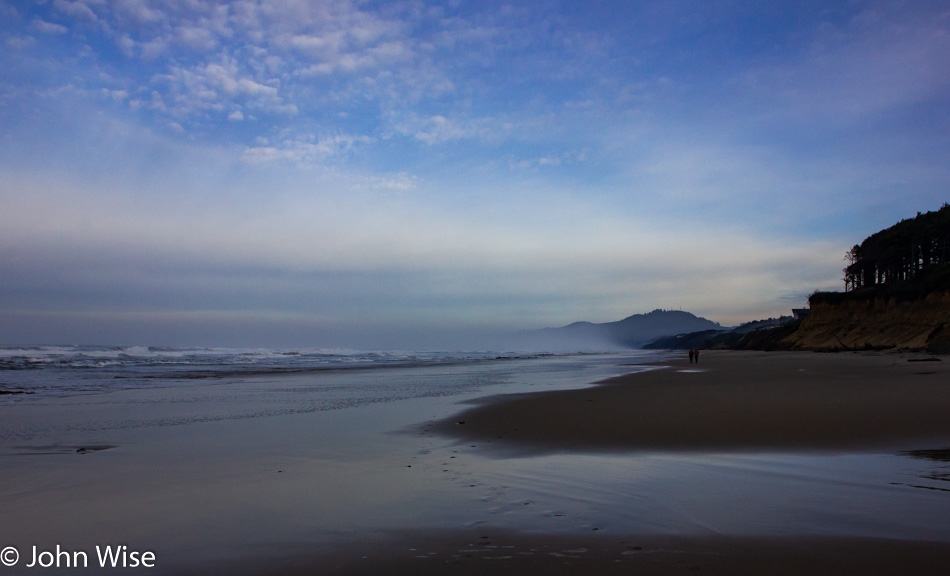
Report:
694,349,700,363
688,349,694,363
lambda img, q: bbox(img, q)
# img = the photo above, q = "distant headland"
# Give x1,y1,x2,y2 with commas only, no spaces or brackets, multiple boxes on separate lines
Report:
518,309,722,351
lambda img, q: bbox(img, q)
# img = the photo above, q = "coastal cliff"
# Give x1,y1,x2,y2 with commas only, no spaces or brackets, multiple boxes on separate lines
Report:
639,205,950,353
771,204,950,354
782,204,950,353
687,204,950,354
782,290,950,353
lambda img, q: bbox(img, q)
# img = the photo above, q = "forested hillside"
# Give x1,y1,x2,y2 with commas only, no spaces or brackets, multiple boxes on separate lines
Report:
841,203,950,294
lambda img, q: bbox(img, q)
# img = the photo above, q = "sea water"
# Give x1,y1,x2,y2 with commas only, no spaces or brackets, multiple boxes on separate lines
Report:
0,345,657,398
0,346,657,440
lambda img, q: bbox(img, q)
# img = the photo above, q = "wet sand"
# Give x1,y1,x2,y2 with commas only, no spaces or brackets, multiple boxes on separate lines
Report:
218,350,950,575
436,350,950,453
212,531,950,576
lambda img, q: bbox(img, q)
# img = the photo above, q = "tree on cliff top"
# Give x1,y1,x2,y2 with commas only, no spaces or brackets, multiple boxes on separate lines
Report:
842,203,950,292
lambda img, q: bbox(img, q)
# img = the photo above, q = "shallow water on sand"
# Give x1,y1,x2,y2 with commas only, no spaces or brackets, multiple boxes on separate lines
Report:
1,352,949,573
430,450,950,540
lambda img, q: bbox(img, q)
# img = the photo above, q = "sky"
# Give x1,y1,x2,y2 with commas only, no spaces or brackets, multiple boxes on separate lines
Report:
1,0,949,350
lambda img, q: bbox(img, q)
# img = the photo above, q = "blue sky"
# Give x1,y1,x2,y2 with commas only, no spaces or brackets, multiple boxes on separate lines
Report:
1,0,948,349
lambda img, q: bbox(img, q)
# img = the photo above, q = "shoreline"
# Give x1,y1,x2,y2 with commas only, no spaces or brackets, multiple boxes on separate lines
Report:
435,350,950,454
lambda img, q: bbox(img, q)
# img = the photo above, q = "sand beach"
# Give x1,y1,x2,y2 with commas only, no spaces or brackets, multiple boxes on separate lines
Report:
437,350,950,453
2,350,950,575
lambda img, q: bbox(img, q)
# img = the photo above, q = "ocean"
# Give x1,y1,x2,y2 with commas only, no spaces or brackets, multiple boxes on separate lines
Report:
0,345,663,442
0,345,535,395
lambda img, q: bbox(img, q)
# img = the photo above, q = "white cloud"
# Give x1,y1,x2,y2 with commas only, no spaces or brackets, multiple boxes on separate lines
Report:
101,88,128,101
410,115,477,145
34,0,444,126
128,90,168,112
356,173,418,191
176,25,217,51
53,0,99,23
228,110,244,121
4,0,466,161
111,0,164,26
154,58,291,117
511,149,589,171
116,33,135,56
203,62,276,97
289,32,342,54
241,133,374,164
5,36,37,50
139,36,167,59
30,19,69,34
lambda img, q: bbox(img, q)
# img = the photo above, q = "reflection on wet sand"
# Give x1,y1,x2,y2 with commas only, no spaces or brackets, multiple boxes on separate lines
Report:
895,448,950,493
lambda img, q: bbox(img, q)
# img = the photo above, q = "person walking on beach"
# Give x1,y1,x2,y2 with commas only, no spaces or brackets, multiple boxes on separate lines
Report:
688,349,694,363
693,349,700,363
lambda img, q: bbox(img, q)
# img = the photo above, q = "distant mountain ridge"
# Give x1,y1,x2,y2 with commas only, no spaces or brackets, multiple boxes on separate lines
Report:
521,309,723,350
